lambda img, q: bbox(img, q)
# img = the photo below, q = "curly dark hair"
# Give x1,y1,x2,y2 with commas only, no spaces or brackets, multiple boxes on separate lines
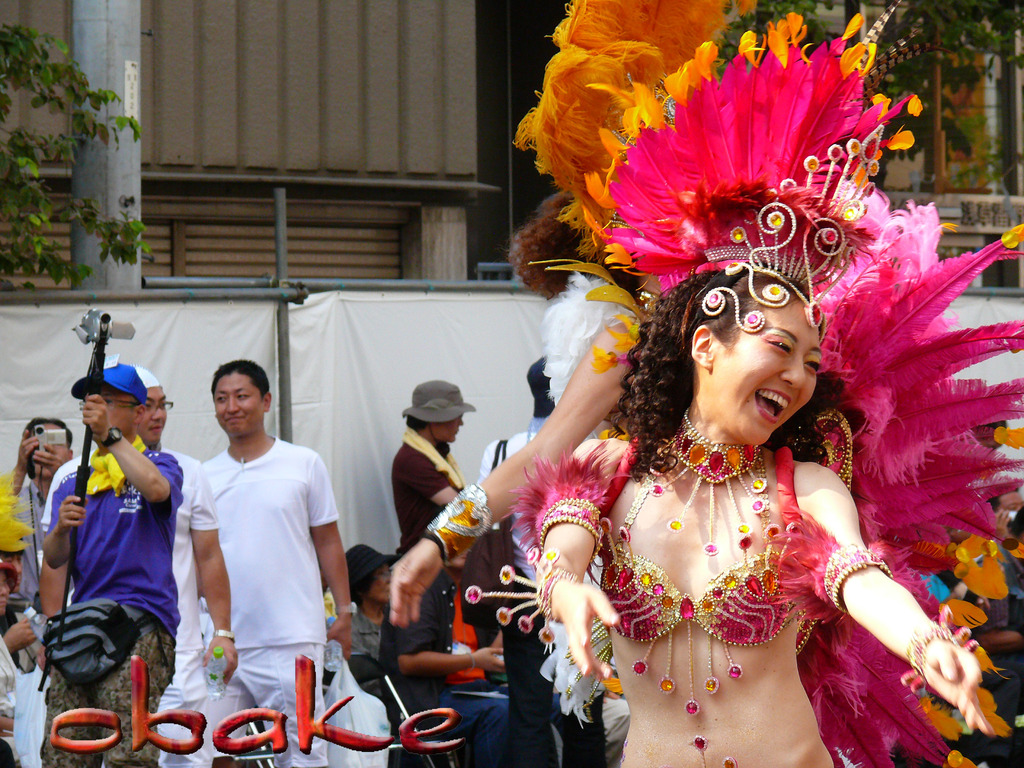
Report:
508,191,644,300
619,270,845,481
507,192,577,299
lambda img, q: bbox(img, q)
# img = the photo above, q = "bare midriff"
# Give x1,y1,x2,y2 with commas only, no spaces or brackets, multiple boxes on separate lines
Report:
614,622,832,768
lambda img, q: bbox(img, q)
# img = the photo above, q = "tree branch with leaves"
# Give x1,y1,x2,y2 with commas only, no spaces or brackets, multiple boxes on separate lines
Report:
0,24,148,289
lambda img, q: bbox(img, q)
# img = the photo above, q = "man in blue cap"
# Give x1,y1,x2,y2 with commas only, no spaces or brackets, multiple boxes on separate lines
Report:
41,362,183,768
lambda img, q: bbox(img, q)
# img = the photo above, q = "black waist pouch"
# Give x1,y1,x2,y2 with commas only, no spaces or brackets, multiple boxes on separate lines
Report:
43,598,145,685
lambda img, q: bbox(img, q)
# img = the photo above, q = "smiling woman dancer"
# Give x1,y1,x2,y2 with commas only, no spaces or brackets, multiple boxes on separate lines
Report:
397,5,1024,768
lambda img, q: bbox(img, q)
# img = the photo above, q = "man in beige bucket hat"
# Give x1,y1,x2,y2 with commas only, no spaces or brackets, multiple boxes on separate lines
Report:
392,381,476,554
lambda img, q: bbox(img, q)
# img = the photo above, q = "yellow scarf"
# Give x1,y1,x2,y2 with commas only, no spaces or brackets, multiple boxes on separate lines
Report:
88,435,147,496
402,428,465,490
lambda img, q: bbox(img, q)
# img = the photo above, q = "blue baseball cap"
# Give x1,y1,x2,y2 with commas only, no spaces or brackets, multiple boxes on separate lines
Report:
71,364,147,405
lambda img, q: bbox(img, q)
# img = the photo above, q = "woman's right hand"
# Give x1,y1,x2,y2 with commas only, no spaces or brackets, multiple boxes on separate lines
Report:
550,580,620,680
389,538,444,627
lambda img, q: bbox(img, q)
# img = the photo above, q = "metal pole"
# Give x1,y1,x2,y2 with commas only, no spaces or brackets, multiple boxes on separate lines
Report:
274,187,293,443
71,0,142,291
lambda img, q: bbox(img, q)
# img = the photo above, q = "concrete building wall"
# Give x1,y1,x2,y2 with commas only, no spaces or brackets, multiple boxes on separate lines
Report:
0,0,480,283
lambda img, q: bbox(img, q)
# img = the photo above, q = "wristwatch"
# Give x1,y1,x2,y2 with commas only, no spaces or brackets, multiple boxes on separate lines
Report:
213,629,235,641
102,427,123,447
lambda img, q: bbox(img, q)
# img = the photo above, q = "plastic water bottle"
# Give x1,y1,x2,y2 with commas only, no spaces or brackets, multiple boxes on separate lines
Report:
206,646,228,700
324,640,343,672
24,607,47,642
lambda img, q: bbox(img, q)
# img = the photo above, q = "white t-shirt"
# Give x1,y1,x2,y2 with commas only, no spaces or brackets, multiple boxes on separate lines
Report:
165,449,219,652
41,459,77,531
203,438,338,649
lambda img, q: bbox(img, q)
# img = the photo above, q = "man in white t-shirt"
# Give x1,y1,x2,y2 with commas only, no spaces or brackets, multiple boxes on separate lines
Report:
204,360,351,768
133,366,237,768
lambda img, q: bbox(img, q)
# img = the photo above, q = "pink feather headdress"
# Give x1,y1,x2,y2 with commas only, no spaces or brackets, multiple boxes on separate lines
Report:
587,20,915,309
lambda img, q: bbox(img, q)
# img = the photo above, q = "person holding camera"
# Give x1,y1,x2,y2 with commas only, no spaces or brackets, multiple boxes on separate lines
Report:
41,363,183,768
8,419,73,611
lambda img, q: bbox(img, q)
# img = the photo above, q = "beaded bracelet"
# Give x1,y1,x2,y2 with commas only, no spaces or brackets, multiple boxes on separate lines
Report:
539,498,602,548
535,552,580,620
904,606,980,688
823,544,894,611
906,622,958,680
426,484,492,564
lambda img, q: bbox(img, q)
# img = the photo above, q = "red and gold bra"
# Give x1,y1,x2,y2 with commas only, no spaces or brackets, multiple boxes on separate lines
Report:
601,544,792,647
596,447,802,708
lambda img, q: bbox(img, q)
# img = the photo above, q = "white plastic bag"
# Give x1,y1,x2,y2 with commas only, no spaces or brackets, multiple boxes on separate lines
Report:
325,660,391,768
14,667,48,768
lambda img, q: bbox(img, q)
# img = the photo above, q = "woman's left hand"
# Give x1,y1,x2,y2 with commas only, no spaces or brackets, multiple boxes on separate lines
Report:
922,640,994,736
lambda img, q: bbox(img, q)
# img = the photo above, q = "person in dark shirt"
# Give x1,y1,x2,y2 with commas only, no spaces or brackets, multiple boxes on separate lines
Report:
391,381,475,554
379,551,508,768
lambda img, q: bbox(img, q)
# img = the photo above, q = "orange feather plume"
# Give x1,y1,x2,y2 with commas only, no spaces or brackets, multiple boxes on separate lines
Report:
515,0,735,257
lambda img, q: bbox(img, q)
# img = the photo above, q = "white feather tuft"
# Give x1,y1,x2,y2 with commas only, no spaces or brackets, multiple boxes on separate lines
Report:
542,273,624,404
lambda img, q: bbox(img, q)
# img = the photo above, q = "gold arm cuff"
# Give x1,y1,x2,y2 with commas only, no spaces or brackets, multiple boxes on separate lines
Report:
539,498,602,549
824,544,894,612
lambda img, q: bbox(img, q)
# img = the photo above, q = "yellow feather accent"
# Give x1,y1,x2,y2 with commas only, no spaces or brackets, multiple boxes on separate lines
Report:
888,128,915,151
943,598,987,628
973,646,1003,677
586,81,638,110
962,553,1009,600
994,425,1024,448
603,243,635,268
958,536,988,559
584,171,616,209
585,284,641,315
608,318,636,353
862,42,878,74
538,260,617,285
738,31,763,65
767,27,788,67
944,750,977,768
840,43,866,77
592,346,620,374
692,41,719,80
598,127,628,158
0,474,32,552
785,14,807,46
920,697,964,740
977,687,1013,737
842,13,864,41
603,677,623,695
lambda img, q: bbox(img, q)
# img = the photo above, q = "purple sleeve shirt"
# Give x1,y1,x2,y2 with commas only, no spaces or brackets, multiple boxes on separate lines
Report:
49,449,183,636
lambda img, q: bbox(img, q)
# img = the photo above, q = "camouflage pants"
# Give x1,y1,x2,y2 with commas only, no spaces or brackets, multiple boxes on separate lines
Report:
42,626,176,768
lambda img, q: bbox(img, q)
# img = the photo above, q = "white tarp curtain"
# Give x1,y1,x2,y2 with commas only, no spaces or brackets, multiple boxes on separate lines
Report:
0,291,1021,555
287,291,544,552
0,292,545,554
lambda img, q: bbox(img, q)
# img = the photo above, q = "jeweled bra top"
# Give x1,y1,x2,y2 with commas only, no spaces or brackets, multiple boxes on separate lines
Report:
598,479,794,647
